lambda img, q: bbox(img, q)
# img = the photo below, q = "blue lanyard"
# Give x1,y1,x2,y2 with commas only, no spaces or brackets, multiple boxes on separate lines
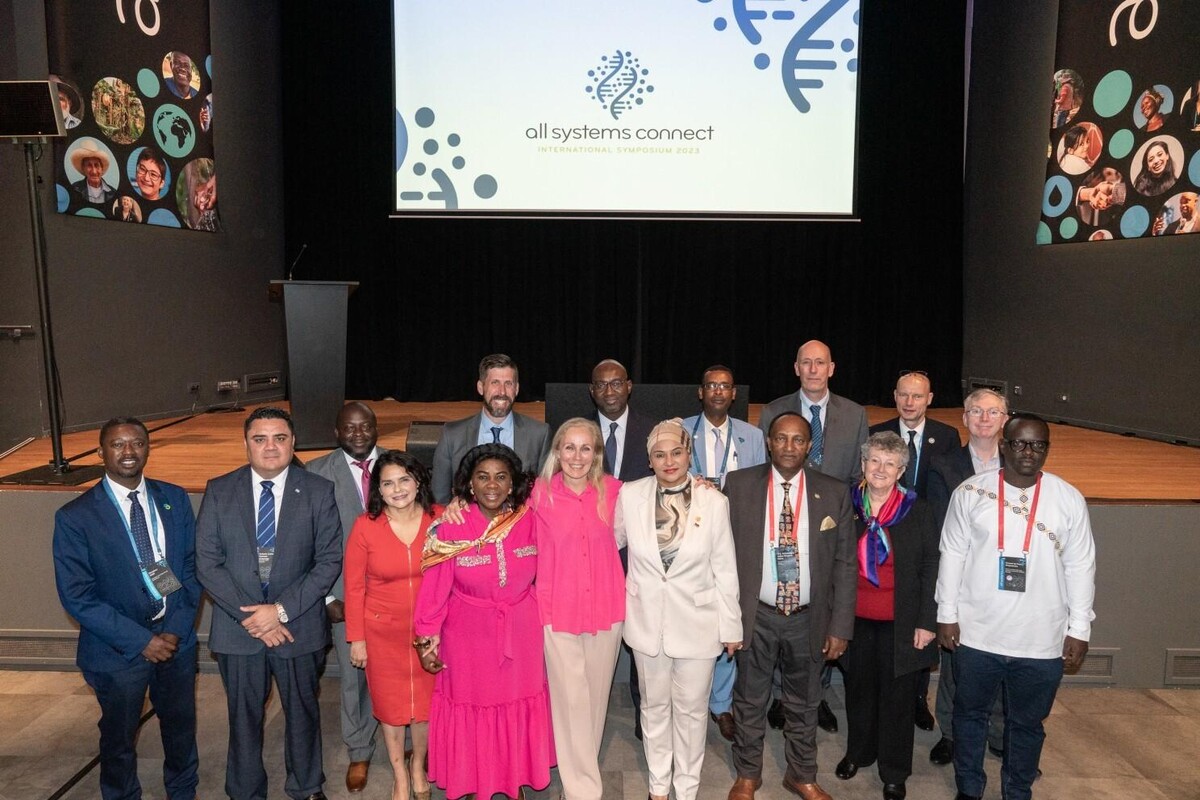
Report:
689,416,733,480
101,478,162,564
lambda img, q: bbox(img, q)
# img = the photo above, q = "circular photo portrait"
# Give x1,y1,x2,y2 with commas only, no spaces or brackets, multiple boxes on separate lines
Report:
1151,191,1199,236
1056,122,1102,175
112,195,144,223
64,137,120,206
1133,85,1173,132
89,77,146,145
162,51,201,100
126,146,172,202
1088,229,1113,241
1075,166,1126,228
1131,136,1183,197
200,93,213,132
1181,79,1200,131
176,158,218,232
1052,68,1084,129
50,75,83,130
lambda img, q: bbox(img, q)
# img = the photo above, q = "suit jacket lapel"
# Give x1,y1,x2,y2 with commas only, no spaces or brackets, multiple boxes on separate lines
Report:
238,467,259,554
92,484,141,573
332,454,365,514
637,479,667,576
275,469,306,553
146,481,174,560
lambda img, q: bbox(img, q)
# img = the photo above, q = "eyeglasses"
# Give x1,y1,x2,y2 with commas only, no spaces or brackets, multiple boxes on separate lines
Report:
966,407,1006,418
1005,439,1049,453
702,382,734,391
590,379,628,392
136,164,163,182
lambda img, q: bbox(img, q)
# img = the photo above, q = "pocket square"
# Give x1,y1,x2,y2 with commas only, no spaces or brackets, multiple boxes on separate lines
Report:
820,515,837,531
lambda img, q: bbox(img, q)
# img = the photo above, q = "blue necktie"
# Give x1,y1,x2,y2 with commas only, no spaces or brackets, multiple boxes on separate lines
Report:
605,422,618,474
809,404,824,465
128,491,164,615
257,481,275,594
491,426,503,444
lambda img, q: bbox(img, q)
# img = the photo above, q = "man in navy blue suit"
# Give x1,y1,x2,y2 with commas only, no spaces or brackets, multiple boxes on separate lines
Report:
53,417,201,800
197,406,342,800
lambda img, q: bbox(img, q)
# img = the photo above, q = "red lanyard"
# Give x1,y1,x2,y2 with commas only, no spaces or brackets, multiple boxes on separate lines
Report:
996,470,1041,556
766,470,805,546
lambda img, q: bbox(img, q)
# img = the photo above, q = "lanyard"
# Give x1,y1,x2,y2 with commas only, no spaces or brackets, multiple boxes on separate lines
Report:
996,470,1041,556
101,478,162,564
766,470,805,547
689,415,733,480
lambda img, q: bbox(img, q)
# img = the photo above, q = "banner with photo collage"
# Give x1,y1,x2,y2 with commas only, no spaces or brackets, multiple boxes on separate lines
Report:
47,2,218,231
1039,0,1200,244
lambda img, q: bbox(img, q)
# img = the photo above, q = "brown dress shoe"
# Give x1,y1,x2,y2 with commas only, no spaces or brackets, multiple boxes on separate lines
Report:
780,776,832,800
345,760,369,792
727,776,762,800
711,710,737,741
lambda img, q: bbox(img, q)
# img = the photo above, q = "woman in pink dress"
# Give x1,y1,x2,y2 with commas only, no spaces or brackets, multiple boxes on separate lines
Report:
344,451,440,800
413,443,553,800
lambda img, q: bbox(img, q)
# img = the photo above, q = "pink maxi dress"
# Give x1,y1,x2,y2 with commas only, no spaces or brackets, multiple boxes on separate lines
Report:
413,505,555,799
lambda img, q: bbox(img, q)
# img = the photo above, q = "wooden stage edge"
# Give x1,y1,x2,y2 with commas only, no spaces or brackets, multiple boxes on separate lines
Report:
1,400,1198,503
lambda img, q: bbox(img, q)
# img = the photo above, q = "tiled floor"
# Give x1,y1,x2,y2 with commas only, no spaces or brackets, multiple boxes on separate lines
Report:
0,670,1196,800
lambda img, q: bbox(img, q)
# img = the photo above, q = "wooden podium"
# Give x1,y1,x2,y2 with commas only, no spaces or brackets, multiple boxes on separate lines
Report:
269,280,358,449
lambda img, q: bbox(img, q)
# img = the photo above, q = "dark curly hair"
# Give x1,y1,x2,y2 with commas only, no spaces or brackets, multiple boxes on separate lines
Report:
366,451,434,519
451,443,533,509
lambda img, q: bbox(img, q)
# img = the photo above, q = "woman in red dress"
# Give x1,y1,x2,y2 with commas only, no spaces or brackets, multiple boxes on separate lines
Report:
344,451,441,800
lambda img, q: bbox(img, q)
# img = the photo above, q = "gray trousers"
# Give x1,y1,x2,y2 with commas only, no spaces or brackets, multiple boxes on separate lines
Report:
332,620,379,761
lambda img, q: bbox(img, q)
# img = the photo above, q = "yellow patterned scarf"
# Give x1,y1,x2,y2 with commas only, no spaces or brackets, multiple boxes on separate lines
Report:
421,504,529,572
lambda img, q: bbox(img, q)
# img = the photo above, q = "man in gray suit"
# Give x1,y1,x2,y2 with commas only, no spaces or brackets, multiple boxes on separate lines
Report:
305,402,381,793
196,407,342,800
431,353,551,503
725,412,857,800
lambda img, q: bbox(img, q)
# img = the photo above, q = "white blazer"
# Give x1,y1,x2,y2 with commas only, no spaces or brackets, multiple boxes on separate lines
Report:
615,475,742,659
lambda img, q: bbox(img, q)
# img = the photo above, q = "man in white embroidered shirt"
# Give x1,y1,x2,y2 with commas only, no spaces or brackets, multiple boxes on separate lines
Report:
935,414,1096,800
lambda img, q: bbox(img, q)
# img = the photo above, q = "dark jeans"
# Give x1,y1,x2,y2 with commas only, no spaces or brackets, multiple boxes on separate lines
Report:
951,645,1063,800
936,647,1006,749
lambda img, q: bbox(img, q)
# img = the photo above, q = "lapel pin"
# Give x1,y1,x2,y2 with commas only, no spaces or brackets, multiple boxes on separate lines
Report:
294,488,301,493
928,437,936,444
163,503,171,510
814,492,821,499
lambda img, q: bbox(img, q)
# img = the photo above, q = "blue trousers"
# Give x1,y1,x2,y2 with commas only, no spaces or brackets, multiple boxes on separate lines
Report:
83,648,199,800
951,645,1062,800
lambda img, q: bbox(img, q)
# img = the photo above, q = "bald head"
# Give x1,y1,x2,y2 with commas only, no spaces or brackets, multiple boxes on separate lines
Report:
794,340,835,401
895,372,932,427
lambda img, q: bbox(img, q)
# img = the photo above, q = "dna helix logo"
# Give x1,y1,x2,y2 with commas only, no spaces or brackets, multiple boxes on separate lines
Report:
585,50,655,120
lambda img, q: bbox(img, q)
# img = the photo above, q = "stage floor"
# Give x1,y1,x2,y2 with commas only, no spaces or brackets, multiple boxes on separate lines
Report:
1,400,1197,502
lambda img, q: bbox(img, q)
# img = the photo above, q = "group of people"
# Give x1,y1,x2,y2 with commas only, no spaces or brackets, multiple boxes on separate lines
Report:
51,343,1097,800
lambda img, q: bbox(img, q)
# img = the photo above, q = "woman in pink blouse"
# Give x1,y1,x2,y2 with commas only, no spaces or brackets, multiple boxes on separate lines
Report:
532,418,625,800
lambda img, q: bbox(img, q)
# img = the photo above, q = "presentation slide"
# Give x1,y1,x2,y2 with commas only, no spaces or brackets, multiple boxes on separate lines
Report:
393,0,861,218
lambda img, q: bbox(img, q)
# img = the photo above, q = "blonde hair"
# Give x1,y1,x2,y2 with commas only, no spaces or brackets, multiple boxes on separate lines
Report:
538,417,609,521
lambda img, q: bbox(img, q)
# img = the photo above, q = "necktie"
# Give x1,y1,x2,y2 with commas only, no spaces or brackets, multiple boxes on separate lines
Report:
775,481,799,614
712,427,725,479
256,481,276,550
352,459,372,508
491,426,503,444
906,430,919,486
605,422,618,474
808,404,824,465
128,491,164,614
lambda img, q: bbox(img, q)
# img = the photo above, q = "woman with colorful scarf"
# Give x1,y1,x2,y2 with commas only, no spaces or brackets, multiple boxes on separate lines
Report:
834,431,939,800
412,443,553,800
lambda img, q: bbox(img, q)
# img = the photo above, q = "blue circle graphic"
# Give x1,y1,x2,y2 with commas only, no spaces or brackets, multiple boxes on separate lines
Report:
395,108,408,170
1042,175,1072,217
137,68,160,98
423,139,438,155
1035,221,1052,245
413,162,426,176
151,104,196,158
55,184,69,212
1059,217,1079,240
474,174,497,199
714,17,727,31
452,156,465,169
1189,150,1200,187
76,207,104,219
1119,205,1150,237
754,53,770,70
1108,128,1134,159
1093,70,1133,118
148,209,181,227
841,39,854,53
414,107,435,128
448,133,461,146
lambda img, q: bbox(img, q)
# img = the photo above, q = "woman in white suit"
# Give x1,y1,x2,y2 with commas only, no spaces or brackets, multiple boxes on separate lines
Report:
616,418,742,800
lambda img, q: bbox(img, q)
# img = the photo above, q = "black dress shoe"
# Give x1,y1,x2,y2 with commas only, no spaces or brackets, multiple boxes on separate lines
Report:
929,736,953,765
834,756,857,780
914,698,935,731
302,794,328,800
954,794,981,800
817,699,838,733
767,698,785,730
882,783,906,800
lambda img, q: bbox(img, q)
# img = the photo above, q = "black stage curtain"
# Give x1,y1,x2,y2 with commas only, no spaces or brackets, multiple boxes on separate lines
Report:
282,1,965,408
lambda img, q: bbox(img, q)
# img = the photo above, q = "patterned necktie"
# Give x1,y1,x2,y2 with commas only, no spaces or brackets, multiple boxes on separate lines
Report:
352,459,371,508
605,421,618,474
491,426,503,444
776,481,799,614
712,427,725,479
256,481,276,550
907,430,919,485
128,490,164,614
808,404,824,465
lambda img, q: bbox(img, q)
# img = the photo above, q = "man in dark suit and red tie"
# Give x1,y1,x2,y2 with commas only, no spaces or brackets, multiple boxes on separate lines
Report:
53,417,202,800
197,406,343,800
724,412,858,800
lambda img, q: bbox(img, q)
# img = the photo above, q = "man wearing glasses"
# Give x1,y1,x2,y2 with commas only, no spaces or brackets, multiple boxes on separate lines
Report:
935,414,1096,800
589,359,655,481
925,387,1009,766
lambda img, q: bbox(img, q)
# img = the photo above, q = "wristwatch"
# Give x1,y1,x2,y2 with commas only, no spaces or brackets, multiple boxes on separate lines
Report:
275,602,288,623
